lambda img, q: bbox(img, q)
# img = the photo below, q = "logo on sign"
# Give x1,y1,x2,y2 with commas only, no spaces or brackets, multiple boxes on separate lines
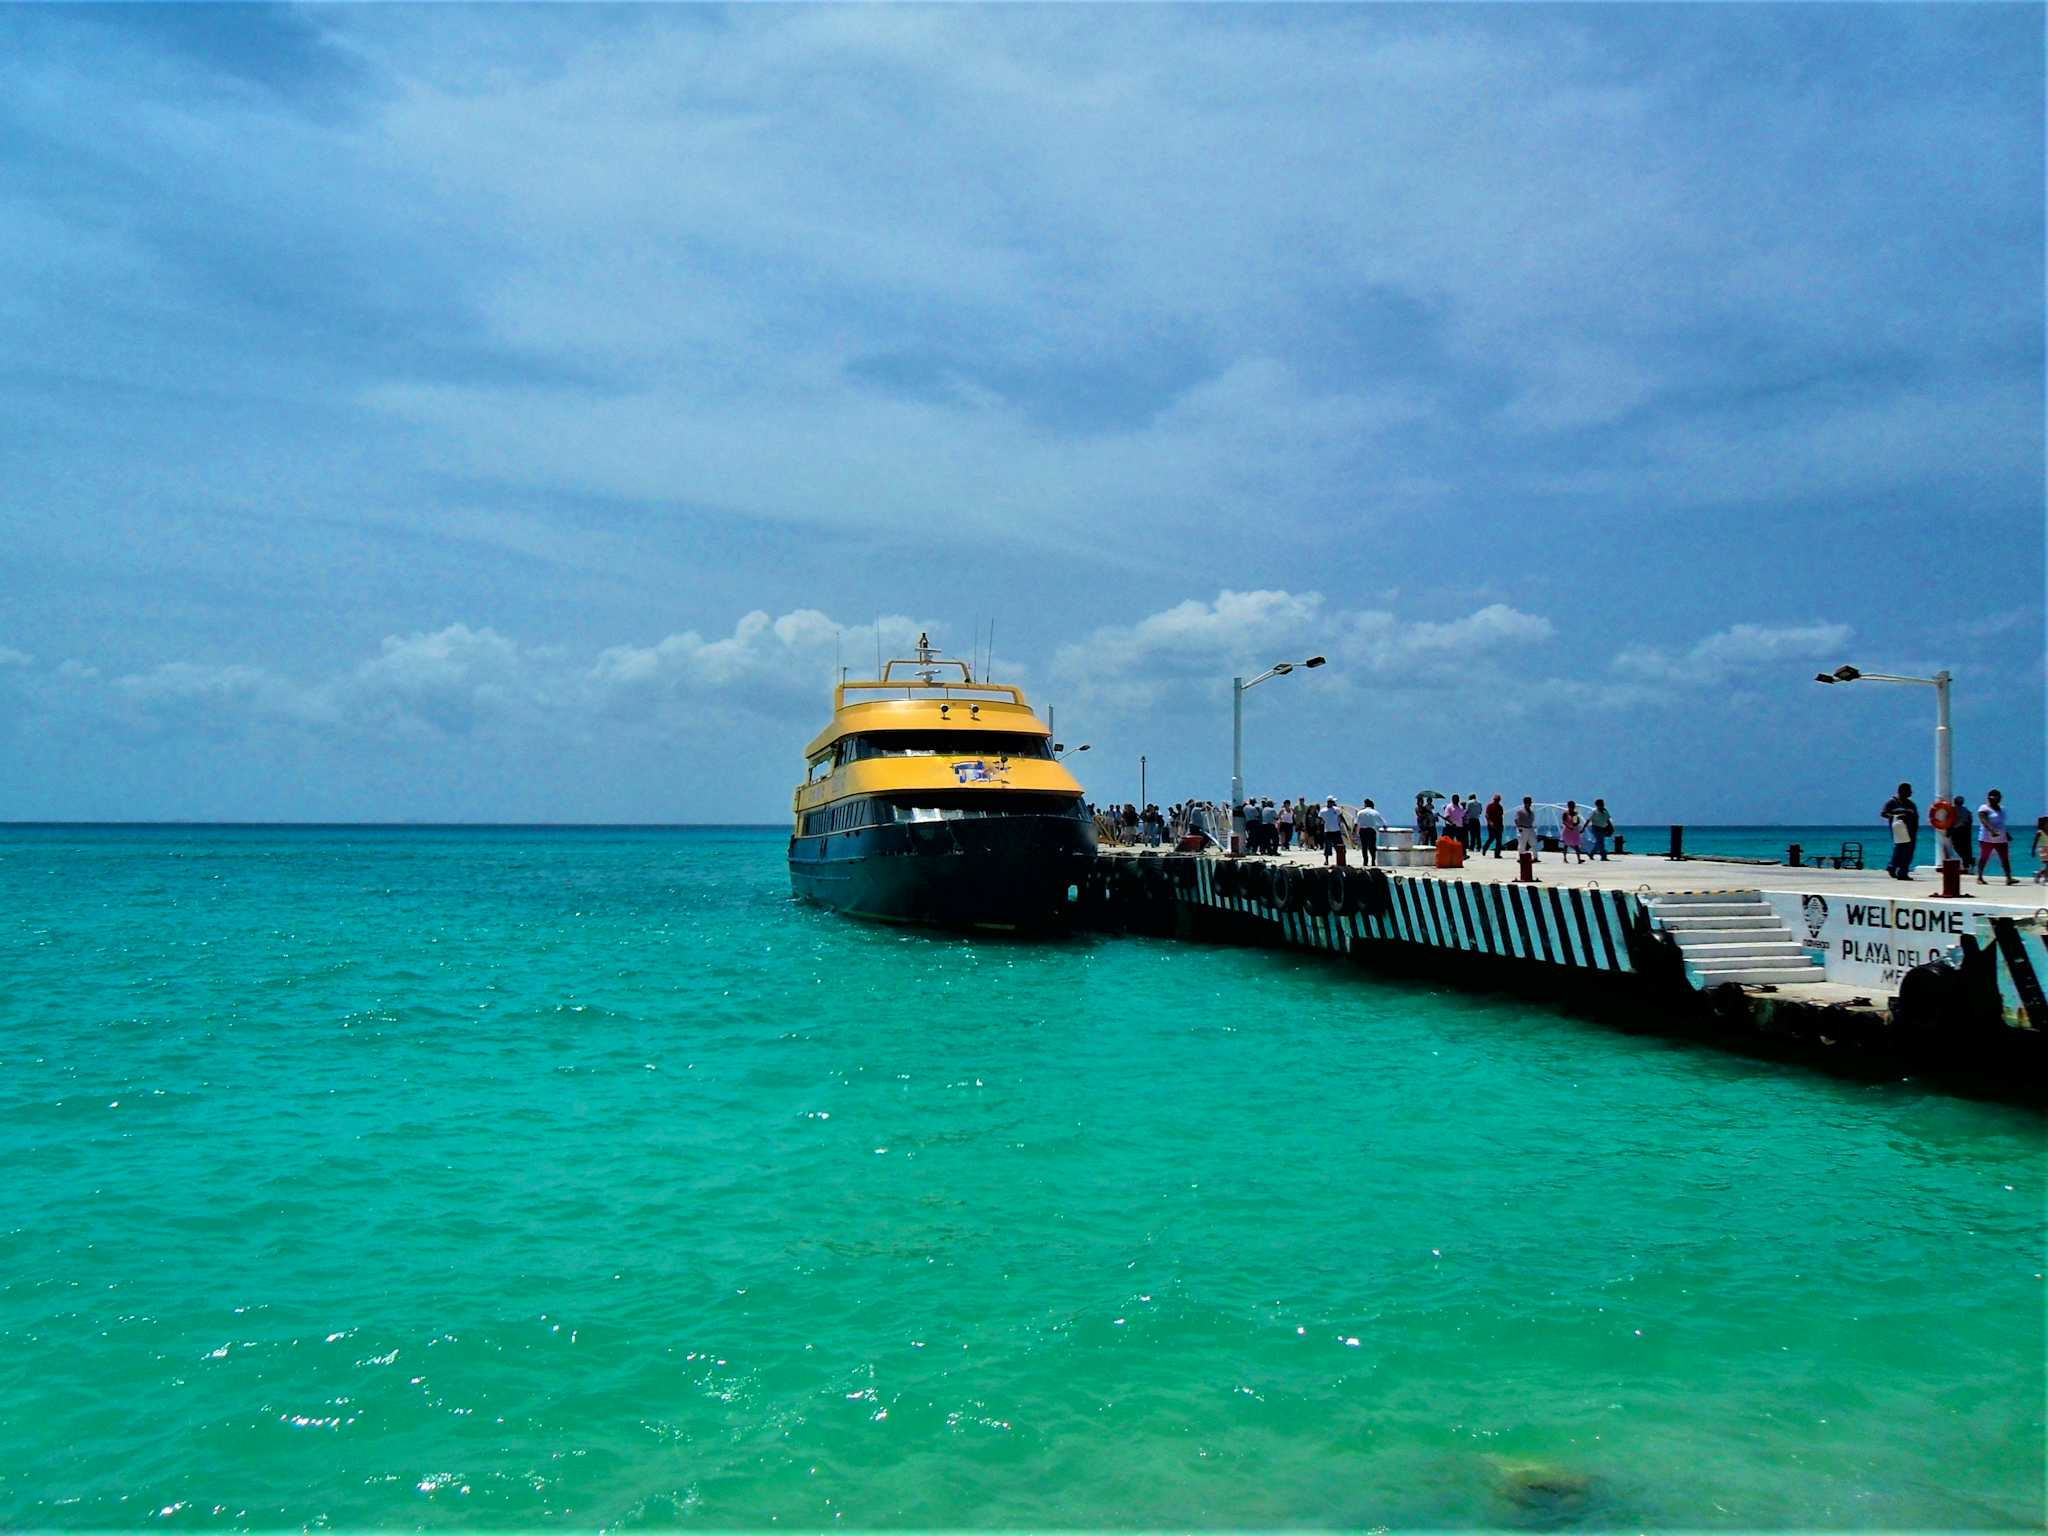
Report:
952,759,993,783
1802,894,1828,945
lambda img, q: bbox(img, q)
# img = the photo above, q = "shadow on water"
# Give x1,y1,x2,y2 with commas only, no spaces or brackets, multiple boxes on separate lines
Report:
1148,916,2048,1113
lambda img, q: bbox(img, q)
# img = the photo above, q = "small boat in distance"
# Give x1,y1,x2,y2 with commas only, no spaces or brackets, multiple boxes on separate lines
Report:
789,633,1096,928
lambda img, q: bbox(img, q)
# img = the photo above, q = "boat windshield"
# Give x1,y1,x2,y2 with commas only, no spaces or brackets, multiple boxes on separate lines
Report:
838,732,1051,763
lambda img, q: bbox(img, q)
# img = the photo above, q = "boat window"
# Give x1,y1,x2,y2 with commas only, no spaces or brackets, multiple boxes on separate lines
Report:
841,732,1052,761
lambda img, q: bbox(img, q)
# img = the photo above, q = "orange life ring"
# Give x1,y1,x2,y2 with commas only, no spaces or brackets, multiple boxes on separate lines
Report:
1929,802,1958,831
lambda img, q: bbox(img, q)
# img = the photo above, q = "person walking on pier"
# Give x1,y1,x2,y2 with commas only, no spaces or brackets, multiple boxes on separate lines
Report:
1483,794,1505,857
1976,789,2016,885
1354,798,1385,866
1278,799,1295,851
1881,782,1919,880
1465,793,1482,853
1560,801,1587,864
1318,796,1345,866
1948,790,1974,870
1587,798,1614,860
1444,795,1467,847
2032,817,2048,885
1514,795,1538,859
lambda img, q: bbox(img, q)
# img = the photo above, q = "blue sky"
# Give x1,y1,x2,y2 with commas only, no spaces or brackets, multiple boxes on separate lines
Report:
1,3,2041,824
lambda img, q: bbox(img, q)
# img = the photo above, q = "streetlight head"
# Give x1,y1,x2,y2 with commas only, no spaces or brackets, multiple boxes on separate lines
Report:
1304,655,1326,668
1074,743,1090,752
1814,672,1836,685
1270,662,1293,675
1832,665,1861,682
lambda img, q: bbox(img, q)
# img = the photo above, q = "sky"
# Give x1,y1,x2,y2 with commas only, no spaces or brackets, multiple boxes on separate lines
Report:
1,3,2042,825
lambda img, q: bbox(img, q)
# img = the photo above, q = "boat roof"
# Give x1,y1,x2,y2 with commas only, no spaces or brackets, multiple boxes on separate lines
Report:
804,637,1049,760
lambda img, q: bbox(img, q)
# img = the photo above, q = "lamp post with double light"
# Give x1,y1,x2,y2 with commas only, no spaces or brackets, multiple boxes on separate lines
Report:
1813,664,1954,873
1231,655,1326,818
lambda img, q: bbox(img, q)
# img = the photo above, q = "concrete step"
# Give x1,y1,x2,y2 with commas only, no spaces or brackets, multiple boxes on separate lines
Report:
1677,941,1811,959
1686,963,1829,987
1689,954,1821,974
1658,924,1789,944
1650,890,1765,906
1653,911,1777,928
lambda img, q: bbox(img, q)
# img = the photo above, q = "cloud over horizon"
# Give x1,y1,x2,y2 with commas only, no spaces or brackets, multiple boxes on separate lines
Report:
0,4,2039,820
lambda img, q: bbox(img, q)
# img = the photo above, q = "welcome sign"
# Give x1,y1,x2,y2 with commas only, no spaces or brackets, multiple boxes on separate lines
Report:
1765,891,1976,989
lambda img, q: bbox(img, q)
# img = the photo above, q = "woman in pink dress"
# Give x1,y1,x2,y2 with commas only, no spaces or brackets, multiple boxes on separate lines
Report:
1560,801,1587,864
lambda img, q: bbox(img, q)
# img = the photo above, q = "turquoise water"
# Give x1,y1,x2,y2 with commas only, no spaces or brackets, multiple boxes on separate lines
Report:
2,825,2042,1529
1620,823,2044,877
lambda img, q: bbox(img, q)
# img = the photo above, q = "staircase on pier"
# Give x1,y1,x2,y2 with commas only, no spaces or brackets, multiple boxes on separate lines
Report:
1647,890,1826,988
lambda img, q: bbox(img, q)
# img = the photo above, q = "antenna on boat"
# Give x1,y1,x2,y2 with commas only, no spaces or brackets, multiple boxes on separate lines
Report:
970,614,979,683
914,630,939,683
986,619,996,682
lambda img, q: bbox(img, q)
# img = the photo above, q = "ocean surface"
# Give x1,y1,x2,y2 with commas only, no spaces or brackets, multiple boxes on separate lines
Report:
1621,823,2044,876
1,824,2042,1530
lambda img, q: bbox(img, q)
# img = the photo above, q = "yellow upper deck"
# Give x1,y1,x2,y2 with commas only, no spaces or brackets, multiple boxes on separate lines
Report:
793,641,1084,813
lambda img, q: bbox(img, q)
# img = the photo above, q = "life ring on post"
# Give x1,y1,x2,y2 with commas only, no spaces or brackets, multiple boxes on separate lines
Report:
1929,802,1957,832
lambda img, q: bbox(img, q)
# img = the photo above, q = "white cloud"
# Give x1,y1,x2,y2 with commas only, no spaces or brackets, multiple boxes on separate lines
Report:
58,611,973,741
0,647,31,668
1613,620,1853,688
1052,589,1553,709
588,609,934,707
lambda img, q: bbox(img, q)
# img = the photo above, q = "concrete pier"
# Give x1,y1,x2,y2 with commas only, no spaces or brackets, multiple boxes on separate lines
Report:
1077,845,2045,1088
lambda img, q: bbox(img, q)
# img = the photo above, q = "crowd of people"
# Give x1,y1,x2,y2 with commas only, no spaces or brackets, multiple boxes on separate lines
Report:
1092,790,1624,869
1092,782,2045,886
1879,782,2046,886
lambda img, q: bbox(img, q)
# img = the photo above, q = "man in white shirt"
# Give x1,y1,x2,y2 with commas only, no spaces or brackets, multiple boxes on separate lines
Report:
1514,796,1538,858
1319,796,1345,866
1353,798,1386,866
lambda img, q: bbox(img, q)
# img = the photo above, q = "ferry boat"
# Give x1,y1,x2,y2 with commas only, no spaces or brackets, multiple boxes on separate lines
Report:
789,634,1096,927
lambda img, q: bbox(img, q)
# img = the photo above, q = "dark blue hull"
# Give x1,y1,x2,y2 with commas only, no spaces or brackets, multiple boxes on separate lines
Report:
789,812,1095,929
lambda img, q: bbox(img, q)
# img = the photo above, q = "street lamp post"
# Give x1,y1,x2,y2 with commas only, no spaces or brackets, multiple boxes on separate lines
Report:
1230,656,1327,835
1813,663,1955,867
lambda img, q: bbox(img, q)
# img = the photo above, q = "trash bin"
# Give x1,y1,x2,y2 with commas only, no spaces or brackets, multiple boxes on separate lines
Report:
1435,835,1466,869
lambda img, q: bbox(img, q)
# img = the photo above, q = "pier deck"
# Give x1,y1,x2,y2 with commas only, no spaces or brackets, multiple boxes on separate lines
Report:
1097,845,2045,916
1082,843,2047,1066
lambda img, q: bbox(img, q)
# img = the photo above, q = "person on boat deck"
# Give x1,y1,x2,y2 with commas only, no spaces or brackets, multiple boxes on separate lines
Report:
1880,782,1918,880
1353,798,1386,867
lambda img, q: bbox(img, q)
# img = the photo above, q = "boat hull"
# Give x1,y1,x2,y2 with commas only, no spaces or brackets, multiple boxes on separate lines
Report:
789,812,1095,929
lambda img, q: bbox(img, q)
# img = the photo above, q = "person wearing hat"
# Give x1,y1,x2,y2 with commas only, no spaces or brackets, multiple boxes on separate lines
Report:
1319,795,1346,866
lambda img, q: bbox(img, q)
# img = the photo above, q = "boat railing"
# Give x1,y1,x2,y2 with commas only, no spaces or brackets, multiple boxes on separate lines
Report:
834,678,1027,707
